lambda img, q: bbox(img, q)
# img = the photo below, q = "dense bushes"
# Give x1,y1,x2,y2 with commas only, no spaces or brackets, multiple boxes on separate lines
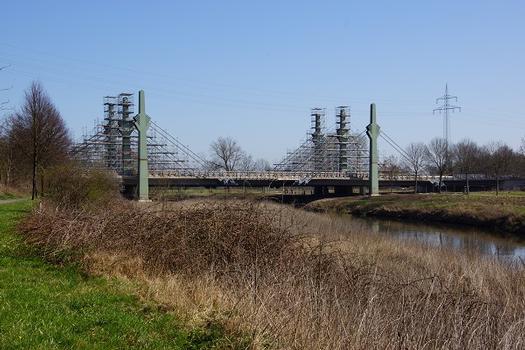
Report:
44,163,119,209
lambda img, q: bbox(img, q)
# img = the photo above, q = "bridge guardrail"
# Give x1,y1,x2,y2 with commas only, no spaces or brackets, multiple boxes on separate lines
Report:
147,170,453,183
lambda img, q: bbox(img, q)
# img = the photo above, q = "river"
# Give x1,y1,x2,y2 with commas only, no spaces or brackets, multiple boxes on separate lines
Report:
336,214,525,263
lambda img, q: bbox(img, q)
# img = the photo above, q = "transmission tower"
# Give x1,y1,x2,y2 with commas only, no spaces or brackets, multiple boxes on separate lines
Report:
433,84,461,144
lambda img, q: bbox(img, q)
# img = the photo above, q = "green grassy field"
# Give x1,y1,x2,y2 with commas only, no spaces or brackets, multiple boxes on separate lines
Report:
306,192,525,234
0,200,234,349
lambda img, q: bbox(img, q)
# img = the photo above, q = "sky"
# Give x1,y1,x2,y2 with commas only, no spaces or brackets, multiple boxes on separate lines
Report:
1,0,524,163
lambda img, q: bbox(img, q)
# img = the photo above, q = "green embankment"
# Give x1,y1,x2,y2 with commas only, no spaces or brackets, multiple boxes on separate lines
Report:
0,200,231,349
306,192,525,235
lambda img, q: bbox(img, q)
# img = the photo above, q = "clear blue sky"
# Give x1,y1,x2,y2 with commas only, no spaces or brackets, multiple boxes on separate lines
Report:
1,0,524,162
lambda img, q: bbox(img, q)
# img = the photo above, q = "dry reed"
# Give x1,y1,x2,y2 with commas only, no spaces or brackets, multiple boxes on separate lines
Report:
20,198,525,349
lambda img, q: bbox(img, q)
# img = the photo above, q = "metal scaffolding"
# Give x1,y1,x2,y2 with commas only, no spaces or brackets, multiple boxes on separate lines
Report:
72,92,207,176
274,106,368,176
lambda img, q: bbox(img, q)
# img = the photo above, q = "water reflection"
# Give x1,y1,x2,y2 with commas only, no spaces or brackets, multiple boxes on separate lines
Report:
341,215,525,262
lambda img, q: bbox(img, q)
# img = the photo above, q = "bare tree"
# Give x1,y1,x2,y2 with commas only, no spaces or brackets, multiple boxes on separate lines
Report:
516,138,525,177
254,158,272,171
424,138,450,193
404,142,426,193
239,156,272,171
0,121,13,186
238,153,255,171
451,139,479,195
209,136,244,171
483,142,515,195
8,82,71,199
380,155,401,193
0,66,12,186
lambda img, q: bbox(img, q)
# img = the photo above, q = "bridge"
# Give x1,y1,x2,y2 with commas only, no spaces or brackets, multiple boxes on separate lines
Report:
72,90,509,200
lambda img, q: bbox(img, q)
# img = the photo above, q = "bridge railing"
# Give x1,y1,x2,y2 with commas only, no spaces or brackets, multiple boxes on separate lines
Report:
148,170,454,182
149,170,364,180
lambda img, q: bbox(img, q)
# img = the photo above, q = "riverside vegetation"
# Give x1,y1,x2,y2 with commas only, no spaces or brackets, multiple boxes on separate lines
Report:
0,201,241,347
306,192,525,236
16,174,525,349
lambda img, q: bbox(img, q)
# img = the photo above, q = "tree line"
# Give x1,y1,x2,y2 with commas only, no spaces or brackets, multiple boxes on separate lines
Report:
1,80,524,197
382,137,525,194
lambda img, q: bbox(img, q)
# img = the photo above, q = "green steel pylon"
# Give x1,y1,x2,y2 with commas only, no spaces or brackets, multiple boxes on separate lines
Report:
366,103,380,196
134,90,151,201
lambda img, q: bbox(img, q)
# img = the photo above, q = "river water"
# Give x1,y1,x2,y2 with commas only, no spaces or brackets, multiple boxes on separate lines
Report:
337,214,525,263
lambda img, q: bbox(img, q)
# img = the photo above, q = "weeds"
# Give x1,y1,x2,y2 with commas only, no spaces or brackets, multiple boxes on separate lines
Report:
20,198,525,349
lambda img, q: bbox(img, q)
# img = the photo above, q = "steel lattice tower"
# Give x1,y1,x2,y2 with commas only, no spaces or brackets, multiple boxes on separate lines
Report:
433,84,461,144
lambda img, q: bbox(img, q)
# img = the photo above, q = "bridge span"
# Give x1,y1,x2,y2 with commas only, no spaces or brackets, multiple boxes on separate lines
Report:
121,170,513,196
73,90,522,200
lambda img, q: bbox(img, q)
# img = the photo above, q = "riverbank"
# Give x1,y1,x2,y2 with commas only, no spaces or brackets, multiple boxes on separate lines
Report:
305,192,525,236
0,200,239,349
18,197,525,349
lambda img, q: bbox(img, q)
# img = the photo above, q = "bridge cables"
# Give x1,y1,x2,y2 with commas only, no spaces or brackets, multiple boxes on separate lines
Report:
379,131,413,165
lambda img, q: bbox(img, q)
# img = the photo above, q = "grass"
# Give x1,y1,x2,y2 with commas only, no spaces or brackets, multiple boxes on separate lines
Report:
306,192,525,235
19,197,525,349
0,185,26,200
0,200,239,349
0,192,17,200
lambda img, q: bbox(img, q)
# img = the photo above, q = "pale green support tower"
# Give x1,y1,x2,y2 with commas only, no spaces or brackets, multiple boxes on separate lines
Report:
134,90,151,201
366,103,380,196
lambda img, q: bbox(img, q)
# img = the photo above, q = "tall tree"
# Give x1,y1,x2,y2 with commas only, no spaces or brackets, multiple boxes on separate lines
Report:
424,138,450,193
451,139,479,195
8,82,70,199
0,121,13,186
209,136,244,171
404,142,426,193
483,142,514,195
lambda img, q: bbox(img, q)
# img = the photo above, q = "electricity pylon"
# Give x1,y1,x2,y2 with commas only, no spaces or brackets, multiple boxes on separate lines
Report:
433,84,461,144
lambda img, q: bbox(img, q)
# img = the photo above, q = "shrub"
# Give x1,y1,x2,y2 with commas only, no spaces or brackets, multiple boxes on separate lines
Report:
44,163,119,209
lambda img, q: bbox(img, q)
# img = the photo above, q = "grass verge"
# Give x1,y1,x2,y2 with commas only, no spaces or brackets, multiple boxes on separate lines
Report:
306,192,525,235
0,200,239,349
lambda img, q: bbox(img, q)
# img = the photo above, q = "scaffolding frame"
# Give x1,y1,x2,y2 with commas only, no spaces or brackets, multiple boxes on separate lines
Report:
274,106,368,176
72,92,206,176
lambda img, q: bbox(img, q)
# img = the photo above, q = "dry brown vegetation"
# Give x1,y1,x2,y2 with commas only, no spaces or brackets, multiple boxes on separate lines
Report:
307,193,525,235
20,198,525,349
